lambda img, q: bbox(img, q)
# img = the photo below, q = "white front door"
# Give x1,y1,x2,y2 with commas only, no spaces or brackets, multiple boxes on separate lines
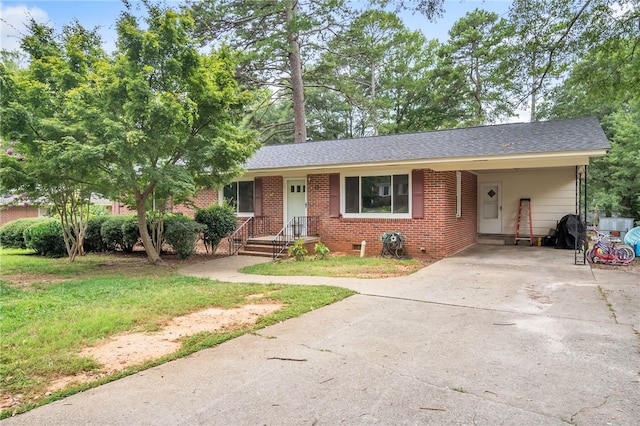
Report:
286,178,307,237
479,182,502,234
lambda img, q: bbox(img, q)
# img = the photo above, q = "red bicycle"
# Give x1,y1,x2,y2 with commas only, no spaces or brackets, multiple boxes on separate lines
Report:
586,229,635,265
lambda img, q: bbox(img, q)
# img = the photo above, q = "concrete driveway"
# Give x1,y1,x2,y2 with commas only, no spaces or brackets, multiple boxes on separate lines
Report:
3,245,639,425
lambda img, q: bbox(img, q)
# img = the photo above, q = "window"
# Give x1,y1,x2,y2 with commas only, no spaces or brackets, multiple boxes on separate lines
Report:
345,174,409,215
222,181,254,213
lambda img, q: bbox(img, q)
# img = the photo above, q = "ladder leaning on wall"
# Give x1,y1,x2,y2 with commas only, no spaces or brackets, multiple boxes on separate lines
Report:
514,198,533,245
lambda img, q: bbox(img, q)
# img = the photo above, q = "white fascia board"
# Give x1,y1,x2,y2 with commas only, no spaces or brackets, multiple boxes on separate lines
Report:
242,149,608,177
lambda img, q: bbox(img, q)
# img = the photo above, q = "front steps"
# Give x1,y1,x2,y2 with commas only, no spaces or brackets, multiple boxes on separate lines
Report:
237,236,321,258
477,234,509,245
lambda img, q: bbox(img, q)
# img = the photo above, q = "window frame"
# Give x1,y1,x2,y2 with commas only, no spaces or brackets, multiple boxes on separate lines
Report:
220,180,255,216
341,172,412,218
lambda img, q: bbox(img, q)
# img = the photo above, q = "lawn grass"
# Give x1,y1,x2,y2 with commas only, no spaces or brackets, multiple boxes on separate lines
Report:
239,255,426,278
0,249,354,417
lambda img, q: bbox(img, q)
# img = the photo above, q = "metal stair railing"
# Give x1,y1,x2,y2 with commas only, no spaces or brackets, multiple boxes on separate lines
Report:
272,216,319,260
227,216,269,256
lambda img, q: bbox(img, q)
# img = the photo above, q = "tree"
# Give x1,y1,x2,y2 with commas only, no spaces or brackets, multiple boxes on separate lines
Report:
542,33,640,219
308,10,443,137
0,20,108,262
187,0,447,143
1,7,259,265
376,36,445,133
305,88,356,140
506,0,638,121
437,9,517,125
188,0,343,143
312,10,411,136
88,6,259,264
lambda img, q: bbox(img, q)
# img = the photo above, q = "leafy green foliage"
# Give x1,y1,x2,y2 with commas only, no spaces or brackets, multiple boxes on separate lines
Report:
194,203,237,253
100,215,139,253
309,10,443,138
22,219,67,258
0,20,108,262
437,9,517,125
0,218,49,249
83,216,110,253
542,27,639,220
93,8,258,263
2,7,258,265
287,239,308,261
163,214,206,259
314,242,330,259
593,104,640,218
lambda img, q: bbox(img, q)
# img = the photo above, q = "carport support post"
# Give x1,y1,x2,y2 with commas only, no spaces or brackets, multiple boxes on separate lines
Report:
575,165,587,265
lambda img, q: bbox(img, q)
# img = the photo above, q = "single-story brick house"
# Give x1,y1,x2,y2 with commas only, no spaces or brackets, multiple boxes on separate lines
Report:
0,199,48,227
0,196,114,227
180,116,611,259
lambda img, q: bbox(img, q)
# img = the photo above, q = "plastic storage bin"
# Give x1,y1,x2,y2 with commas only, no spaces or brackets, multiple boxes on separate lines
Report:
599,218,635,241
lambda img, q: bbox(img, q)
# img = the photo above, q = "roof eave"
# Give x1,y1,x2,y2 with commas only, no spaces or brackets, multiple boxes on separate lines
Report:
243,149,609,176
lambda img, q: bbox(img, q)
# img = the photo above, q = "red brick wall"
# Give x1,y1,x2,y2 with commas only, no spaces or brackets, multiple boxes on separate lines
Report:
307,170,477,259
0,206,42,227
235,176,283,234
111,189,220,218
261,176,284,234
172,189,219,217
104,170,478,260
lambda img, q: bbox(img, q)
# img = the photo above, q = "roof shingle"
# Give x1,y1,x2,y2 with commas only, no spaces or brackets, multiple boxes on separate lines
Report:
245,116,610,170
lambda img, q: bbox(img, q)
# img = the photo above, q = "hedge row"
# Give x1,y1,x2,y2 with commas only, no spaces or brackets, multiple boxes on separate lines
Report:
0,206,236,259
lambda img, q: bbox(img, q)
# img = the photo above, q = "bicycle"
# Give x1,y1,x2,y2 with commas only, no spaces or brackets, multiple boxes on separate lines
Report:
586,228,635,265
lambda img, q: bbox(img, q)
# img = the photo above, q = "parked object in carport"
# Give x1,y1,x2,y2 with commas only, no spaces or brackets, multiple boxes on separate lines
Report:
555,214,586,250
622,226,640,257
587,229,635,265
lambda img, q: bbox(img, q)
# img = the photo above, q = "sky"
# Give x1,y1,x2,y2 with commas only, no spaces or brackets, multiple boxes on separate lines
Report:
0,0,512,52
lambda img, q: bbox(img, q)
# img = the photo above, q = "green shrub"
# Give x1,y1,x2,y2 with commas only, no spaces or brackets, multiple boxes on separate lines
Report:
23,219,67,258
101,215,139,252
288,238,308,261
121,217,141,252
84,216,110,253
194,203,237,253
163,214,206,259
0,218,49,249
314,242,330,259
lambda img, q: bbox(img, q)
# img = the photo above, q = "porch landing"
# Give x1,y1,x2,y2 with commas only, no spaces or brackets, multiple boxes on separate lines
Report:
477,234,536,246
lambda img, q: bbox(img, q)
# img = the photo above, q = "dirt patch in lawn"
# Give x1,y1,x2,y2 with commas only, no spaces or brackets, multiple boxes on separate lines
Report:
0,274,67,289
46,301,282,395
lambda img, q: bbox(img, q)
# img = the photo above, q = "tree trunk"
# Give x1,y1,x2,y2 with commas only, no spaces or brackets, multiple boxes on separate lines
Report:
529,52,538,122
530,73,538,122
370,61,378,136
136,193,164,265
286,3,307,143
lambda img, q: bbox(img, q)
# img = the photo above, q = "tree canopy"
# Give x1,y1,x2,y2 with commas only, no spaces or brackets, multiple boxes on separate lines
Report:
1,6,259,263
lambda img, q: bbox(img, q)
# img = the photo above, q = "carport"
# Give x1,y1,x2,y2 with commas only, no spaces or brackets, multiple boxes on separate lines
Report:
475,165,589,265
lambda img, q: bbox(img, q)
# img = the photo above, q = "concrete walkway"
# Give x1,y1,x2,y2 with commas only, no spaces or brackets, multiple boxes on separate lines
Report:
3,245,639,425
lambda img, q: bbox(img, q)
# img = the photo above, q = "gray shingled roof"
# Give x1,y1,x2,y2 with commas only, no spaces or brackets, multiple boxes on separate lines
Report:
244,116,610,170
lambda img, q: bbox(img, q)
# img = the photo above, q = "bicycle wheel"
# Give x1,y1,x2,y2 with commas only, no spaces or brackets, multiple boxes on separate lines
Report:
616,245,636,262
585,248,595,263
